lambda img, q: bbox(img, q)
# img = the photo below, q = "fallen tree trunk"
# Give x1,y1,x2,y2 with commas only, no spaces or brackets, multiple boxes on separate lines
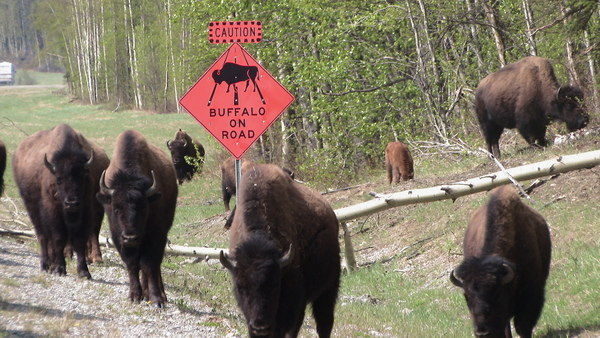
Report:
3,150,599,261
335,149,600,222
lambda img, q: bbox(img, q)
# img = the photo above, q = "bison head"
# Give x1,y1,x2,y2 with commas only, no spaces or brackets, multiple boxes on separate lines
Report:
220,237,293,337
44,149,94,223
450,256,516,338
96,169,160,247
551,86,589,132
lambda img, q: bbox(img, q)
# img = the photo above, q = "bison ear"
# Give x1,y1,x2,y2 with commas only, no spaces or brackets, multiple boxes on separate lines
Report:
449,269,463,288
219,250,236,271
96,192,111,205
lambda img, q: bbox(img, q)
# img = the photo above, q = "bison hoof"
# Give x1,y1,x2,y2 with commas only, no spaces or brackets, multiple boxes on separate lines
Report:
78,270,92,280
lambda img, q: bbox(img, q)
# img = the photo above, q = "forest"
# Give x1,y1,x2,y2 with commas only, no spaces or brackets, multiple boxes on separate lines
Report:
1,0,599,182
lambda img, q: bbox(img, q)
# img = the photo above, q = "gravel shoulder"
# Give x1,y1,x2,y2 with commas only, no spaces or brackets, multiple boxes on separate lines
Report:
0,234,237,337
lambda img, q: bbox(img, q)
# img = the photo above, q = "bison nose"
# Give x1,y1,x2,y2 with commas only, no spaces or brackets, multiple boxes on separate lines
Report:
121,233,139,246
475,328,490,337
249,320,271,336
63,198,80,211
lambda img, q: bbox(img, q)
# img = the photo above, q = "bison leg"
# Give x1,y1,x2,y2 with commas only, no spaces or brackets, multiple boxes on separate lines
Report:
49,231,68,276
124,260,142,303
513,289,545,338
141,264,166,308
72,237,92,279
385,163,393,185
312,286,338,338
482,123,504,158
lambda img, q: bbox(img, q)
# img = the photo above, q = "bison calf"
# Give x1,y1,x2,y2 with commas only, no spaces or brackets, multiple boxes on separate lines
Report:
450,186,551,337
166,129,205,185
97,130,178,307
475,56,589,158
220,164,340,337
385,141,414,184
12,124,109,279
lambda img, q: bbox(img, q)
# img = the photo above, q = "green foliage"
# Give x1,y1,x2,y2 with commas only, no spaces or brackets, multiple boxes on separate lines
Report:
23,0,600,179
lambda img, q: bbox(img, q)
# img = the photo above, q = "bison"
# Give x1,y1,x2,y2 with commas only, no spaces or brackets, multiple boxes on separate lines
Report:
450,185,551,338
385,141,414,184
219,164,340,337
96,130,178,307
12,124,109,278
475,56,589,158
220,156,255,212
212,62,260,93
166,129,205,185
0,139,5,196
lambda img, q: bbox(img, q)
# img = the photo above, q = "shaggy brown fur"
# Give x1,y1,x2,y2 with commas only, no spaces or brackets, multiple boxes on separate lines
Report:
475,56,589,158
12,124,109,278
450,186,551,338
166,129,205,185
385,141,414,184
96,130,178,308
220,164,340,338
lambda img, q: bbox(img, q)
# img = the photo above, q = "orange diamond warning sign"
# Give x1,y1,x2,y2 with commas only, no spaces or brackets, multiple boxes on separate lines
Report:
179,43,295,159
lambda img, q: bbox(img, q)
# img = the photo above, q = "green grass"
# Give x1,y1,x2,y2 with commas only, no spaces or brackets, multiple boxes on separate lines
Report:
0,83,598,337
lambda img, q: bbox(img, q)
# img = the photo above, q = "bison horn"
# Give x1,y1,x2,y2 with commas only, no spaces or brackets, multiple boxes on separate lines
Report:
219,250,236,270
501,264,515,285
183,140,187,147
556,86,564,100
43,153,55,174
166,140,172,149
99,170,114,196
84,149,94,168
145,170,158,197
278,244,294,268
449,269,463,288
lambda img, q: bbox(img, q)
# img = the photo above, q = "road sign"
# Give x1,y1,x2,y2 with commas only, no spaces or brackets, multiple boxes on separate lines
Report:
179,43,295,159
208,21,262,44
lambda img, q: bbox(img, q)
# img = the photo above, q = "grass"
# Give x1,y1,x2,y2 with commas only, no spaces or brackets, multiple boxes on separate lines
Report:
0,75,599,337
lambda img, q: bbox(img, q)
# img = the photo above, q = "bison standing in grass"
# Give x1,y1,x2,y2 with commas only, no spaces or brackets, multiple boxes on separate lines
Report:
220,164,340,337
166,129,205,185
97,130,178,308
385,141,414,185
0,139,5,196
12,124,109,278
450,185,551,338
475,56,589,158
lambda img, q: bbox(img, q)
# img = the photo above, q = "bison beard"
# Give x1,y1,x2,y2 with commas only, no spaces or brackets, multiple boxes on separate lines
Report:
450,186,551,338
475,56,589,158
220,164,340,337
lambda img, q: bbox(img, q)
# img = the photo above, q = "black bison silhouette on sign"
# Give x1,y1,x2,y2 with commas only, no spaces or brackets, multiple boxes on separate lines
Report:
209,62,265,105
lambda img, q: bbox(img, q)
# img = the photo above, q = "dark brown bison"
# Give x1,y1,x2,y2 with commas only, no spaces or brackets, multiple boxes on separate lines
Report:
166,129,205,185
450,185,551,338
385,141,414,184
219,164,340,337
220,156,255,212
0,139,5,196
475,56,589,158
96,130,178,308
12,124,109,279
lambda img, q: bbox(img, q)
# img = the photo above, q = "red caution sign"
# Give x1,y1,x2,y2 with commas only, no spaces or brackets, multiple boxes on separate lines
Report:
179,43,295,159
208,21,262,44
